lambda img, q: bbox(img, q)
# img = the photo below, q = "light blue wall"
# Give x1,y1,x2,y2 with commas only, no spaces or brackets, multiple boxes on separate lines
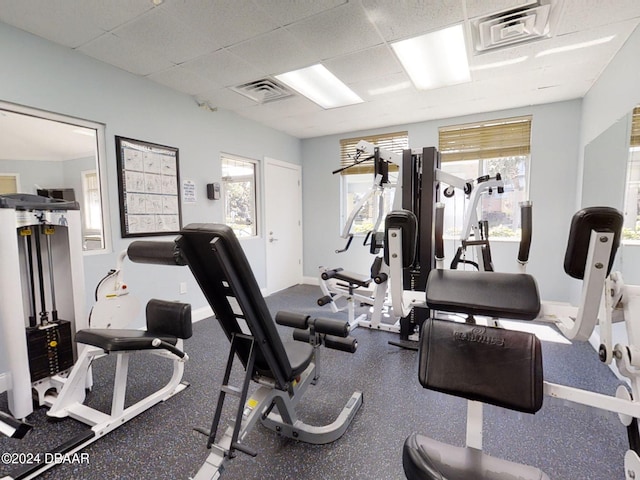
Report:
0,159,65,193
0,21,301,324
580,24,640,285
302,100,582,302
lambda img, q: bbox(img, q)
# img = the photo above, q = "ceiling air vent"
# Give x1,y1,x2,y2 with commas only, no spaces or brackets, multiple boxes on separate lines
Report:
231,78,294,104
470,0,563,54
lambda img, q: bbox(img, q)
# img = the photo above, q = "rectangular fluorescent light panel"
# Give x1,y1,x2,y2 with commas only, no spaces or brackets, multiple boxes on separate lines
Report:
275,64,363,109
391,24,471,90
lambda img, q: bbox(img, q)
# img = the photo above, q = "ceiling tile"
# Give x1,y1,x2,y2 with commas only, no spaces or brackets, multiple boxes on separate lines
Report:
557,0,640,35
324,45,403,85
78,33,174,76
228,28,320,75
252,0,347,27
147,66,220,95
161,0,279,48
348,72,413,101
182,49,265,87
112,8,219,64
0,0,153,47
286,2,384,59
361,0,464,42
196,87,259,110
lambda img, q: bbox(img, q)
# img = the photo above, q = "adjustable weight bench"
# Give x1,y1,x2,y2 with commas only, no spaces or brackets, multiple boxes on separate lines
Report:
174,224,363,479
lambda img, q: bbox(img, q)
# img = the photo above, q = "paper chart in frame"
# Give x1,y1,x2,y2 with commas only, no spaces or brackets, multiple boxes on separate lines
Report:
116,136,182,237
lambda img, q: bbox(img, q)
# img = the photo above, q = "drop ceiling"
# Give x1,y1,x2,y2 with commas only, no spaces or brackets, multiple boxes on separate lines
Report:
1,0,639,139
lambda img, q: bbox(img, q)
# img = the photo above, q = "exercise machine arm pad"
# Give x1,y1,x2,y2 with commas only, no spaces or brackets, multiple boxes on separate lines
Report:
127,241,186,266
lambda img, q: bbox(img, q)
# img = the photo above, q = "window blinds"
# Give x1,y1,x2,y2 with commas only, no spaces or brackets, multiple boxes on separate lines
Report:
631,106,640,148
439,115,532,162
338,131,408,175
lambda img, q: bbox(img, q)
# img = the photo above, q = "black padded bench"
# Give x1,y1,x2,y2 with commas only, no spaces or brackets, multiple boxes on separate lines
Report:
426,269,541,321
321,267,372,288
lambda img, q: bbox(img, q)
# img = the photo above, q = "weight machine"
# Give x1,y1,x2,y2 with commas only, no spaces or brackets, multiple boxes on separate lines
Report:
397,206,640,479
0,194,86,422
319,142,506,348
0,193,192,479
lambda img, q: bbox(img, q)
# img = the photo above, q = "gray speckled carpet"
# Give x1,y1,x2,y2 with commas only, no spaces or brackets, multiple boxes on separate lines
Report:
0,284,629,479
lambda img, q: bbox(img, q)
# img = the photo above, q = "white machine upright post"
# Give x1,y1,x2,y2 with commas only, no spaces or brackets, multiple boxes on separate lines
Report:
0,200,86,420
0,208,32,419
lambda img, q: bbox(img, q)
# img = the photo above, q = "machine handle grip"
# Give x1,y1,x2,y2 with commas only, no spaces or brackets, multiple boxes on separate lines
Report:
335,235,353,253
518,201,533,264
435,203,445,261
128,241,186,266
151,338,188,361
275,311,310,329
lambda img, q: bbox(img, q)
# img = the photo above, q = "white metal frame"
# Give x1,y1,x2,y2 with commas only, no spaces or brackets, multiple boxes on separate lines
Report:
0,207,86,420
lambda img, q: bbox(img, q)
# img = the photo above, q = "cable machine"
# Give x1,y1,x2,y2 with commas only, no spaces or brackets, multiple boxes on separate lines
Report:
0,194,86,421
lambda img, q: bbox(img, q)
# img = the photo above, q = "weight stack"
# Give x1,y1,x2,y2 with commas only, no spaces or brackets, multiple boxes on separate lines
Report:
25,321,74,382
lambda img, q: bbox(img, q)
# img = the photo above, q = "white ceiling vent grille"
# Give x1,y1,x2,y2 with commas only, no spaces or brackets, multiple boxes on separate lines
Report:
470,0,563,54
231,78,294,104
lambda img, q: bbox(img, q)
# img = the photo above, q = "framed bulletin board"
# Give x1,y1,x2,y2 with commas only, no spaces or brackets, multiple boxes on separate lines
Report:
115,136,182,237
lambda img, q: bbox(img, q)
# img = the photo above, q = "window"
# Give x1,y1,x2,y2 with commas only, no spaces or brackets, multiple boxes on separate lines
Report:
0,174,19,194
623,106,640,241
221,155,258,237
438,116,531,239
81,170,104,249
339,131,408,235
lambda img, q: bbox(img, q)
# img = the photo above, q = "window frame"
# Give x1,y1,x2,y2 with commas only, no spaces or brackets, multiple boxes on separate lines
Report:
221,154,260,239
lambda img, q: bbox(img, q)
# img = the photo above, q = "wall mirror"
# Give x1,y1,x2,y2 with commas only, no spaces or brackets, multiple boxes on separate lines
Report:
0,102,109,252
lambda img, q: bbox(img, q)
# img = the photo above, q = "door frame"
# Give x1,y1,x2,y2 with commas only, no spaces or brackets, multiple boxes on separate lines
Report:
264,157,302,295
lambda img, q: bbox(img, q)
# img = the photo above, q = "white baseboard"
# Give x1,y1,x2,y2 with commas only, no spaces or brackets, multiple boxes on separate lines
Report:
192,305,214,323
303,276,319,286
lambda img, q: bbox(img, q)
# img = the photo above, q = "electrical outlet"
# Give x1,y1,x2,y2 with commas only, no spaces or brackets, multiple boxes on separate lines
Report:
179,282,187,294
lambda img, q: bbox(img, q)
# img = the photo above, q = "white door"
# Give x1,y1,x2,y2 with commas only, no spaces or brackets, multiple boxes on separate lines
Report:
264,158,302,294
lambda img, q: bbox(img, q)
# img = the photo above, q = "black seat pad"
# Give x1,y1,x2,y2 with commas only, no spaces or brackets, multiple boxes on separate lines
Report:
283,341,313,378
333,270,371,288
426,270,541,321
403,433,550,480
76,329,177,352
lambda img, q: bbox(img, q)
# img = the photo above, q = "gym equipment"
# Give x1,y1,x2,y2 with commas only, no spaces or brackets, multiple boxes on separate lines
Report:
317,261,392,331
1,241,192,480
0,193,85,421
173,223,362,479
402,206,640,479
0,412,31,439
319,140,397,332
322,141,506,345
